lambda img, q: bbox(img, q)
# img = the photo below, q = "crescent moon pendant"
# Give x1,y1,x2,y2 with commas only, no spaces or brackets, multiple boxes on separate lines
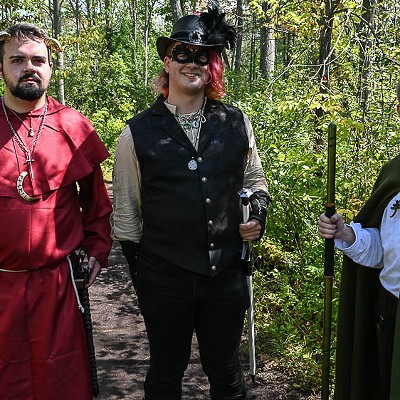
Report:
16,171,39,202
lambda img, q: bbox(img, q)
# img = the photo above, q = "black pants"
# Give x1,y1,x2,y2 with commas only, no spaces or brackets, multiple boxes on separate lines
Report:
136,251,250,400
375,284,398,400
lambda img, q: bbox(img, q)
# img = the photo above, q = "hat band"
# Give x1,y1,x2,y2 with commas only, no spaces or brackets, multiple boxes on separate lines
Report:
171,30,206,45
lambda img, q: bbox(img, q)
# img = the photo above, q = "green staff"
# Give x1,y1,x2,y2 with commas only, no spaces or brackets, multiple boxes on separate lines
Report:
322,122,336,400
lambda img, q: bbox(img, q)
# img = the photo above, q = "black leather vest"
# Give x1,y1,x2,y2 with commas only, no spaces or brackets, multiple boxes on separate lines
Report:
128,96,248,275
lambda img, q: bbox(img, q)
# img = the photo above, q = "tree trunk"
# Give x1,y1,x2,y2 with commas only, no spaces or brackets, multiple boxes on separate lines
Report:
131,0,137,41
259,2,275,80
105,0,112,53
316,0,340,119
249,14,257,89
69,0,81,54
281,30,293,79
51,0,65,104
234,0,244,72
144,0,150,86
170,0,183,23
313,0,340,151
357,0,376,120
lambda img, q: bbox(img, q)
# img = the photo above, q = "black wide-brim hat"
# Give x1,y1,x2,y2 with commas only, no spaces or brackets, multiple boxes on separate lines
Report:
156,8,237,60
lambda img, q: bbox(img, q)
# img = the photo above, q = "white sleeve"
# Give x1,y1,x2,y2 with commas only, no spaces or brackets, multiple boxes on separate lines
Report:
111,126,143,242
242,113,269,193
335,221,383,268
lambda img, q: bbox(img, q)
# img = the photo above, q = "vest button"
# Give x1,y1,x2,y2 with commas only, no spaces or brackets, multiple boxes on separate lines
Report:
197,157,203,162
208,220,213,226
205,198,211,204
211,265,217,271
209,242,215,249
202,177,207,182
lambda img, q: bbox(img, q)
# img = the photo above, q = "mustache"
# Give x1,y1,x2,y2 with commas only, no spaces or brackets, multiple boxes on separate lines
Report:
18,73,41,84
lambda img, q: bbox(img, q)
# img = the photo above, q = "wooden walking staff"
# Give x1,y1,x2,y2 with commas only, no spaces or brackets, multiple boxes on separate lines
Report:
322,122,336,400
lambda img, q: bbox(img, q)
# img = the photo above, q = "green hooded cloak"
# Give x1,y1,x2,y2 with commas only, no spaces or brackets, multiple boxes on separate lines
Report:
334,156,400,400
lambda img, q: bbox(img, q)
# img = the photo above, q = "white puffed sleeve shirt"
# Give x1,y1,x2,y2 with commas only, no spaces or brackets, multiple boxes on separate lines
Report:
335,192,400,298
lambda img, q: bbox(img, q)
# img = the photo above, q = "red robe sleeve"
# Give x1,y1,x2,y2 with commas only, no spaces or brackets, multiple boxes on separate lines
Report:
78,166,112,268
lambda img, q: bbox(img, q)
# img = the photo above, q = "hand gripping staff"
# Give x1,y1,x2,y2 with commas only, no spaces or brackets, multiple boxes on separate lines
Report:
239,188,256,383
322,123,336,400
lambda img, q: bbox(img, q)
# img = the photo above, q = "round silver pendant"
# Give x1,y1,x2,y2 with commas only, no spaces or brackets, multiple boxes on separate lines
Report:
188,159,198,170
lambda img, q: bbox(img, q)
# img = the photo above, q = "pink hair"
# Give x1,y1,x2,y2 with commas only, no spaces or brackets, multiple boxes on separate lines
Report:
206,51,225,99
151,49,226,100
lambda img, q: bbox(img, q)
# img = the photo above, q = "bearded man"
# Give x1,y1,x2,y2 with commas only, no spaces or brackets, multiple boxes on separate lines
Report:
0,23,112,399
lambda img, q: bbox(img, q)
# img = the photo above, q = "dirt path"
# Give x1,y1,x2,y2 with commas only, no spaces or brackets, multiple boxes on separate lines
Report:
90,241,320,400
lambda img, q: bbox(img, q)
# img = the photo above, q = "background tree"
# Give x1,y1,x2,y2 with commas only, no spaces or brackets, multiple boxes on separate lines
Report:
233,0,243,72
170,0,183,22
357,0,375,121
259,1,275,79
49,0,65,103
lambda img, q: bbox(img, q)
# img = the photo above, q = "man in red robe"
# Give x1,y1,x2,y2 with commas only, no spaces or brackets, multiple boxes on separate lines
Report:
0,24,112,399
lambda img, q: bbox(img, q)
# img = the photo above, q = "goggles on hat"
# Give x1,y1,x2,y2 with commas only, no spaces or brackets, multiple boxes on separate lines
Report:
171,44,210,66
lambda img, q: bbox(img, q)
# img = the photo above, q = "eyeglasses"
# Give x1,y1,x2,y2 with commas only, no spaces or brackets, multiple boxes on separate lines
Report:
171,44,210,66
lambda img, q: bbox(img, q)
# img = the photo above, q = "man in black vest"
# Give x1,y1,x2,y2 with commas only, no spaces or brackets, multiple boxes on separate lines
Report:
112,7,270,400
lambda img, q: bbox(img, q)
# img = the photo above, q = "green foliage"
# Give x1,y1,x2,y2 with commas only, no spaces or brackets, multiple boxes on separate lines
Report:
226,77,328,388
226,40,399,387
89,109,126,179
58,25,160,178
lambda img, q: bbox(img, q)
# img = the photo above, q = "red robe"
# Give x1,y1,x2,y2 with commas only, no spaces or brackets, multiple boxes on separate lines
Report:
0,97,112,399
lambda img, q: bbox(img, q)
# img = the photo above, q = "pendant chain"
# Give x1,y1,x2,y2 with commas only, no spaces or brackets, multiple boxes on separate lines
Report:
176,101,206,149
7,105,46,138
1,97,48,180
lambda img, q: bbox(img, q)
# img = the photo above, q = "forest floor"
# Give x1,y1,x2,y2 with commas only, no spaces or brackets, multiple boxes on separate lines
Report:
89,184,320,399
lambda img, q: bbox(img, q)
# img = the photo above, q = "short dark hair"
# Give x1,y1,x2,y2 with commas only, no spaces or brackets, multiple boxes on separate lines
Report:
0,23,50,64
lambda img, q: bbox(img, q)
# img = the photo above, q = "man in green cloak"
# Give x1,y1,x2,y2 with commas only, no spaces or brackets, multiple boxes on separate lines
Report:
318,83,400,400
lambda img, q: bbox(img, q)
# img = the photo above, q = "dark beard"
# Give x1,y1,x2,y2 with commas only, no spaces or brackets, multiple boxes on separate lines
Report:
11,84,46,101
4,73,46,101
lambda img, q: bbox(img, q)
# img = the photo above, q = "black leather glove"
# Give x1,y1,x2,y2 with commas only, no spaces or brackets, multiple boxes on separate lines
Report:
249,190,272,240
120,241,140,289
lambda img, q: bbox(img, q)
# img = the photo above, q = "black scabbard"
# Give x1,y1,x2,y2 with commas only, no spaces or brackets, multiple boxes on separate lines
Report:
73,252,100,398
78,285,100,398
